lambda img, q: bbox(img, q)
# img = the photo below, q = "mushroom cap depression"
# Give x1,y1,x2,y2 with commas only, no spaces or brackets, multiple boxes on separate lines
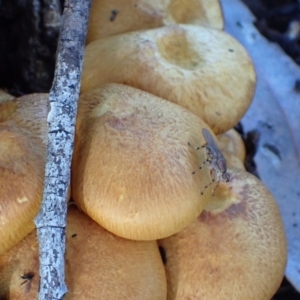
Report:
159,168,287,300
0,94,47,255
87,0,224,43
0,206,167,299
72,83,213,240
81,24,256,134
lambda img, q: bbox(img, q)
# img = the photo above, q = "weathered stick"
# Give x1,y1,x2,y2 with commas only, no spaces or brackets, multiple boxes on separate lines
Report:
34,1,91,299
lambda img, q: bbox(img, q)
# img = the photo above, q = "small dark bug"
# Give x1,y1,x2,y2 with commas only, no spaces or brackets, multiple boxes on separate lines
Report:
189,128,230,196
20,272,34,293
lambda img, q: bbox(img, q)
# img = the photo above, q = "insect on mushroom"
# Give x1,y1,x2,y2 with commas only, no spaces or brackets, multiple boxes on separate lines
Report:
189,128,230,196
20,271,34,293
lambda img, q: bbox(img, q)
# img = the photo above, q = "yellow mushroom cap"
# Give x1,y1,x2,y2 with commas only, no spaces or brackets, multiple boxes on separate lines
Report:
0,94,48,255
72,83,212,240
87,0,224,43
0,206,167,299
159,168,287,300
81,24,256,134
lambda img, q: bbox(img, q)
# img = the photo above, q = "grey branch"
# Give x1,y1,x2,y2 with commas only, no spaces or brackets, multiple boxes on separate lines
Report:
34,0,91,299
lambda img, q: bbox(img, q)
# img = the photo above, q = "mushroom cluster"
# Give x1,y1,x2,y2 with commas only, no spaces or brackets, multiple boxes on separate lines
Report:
0,0,287,299
81,24,255,134
0,93,167,299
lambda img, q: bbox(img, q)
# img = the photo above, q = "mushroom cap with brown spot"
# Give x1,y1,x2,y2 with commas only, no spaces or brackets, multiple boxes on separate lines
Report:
81,24,256,134
159,168,287,300
0,207,167,299
0,94,48,255
72,83,212,240
87,0,224,43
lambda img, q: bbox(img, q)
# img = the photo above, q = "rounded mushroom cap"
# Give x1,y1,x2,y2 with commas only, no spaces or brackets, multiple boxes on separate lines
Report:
72,83,212,240
0,207,167,299
0,126,45,256
81,24,256,134
0,94,48,255
87,0,224,43
159,168,287,300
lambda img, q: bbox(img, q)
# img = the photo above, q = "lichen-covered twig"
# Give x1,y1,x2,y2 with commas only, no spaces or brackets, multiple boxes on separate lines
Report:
34,1,91,299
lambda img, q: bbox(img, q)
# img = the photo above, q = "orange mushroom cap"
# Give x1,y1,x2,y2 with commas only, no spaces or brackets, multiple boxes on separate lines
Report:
72,83,213,240
81,24,256,134
87,0,224,43
159,168,287,300
0,94,48,255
